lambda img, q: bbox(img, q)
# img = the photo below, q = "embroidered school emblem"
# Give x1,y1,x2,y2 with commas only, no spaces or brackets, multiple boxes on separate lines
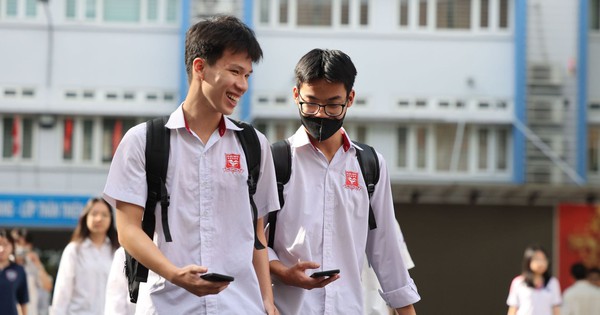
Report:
344,171,361,190
224,153,243,173
5,269,18,282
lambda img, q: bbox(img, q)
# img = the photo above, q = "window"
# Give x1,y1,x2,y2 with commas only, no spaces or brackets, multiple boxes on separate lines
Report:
166,0,178,22
435,124,468,171
499,0,508,28
280,0,289,23
66,0,76,18
341,0,350,25
6,0,18,16
589,126,600,172
436,0,471,29
297,0,332,26
397,127,408,167
82,119,94,161
63,118,75,160
85,0,97,19
477,129,488,170
102,118,136,162
104,0,141,22
416,126,427,169
275,124,287,141
2,116,33,160
480,0,489,28
259,0,269,23
25,0,37,17
399,0,409,26
496,128,508,170
355,126,367,143
592,0,600,30
419,0,428,26
359,0,369,25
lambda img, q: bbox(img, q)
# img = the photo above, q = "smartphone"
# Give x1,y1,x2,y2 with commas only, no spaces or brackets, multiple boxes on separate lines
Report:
201,273,235,282
310,269,340,278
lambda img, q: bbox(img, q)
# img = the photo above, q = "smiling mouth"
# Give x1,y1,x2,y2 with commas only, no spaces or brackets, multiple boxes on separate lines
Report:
227,93,239,103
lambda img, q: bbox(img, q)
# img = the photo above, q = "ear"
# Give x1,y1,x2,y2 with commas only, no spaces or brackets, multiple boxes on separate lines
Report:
193,58,205,81
345,89,356,109
292,86,300,108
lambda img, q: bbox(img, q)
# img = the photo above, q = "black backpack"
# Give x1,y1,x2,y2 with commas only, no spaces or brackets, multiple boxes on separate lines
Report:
125,116,264,303
267,139,380,248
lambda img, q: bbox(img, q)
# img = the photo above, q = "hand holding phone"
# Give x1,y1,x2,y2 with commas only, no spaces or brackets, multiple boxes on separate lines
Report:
310,269,340,278
201,273,235,282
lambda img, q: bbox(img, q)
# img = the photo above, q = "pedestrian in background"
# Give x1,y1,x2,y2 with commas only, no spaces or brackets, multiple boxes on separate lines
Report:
12,228,53,315
506,244,561,315
561,262,600,315
51,197,119,315
0,228,29,315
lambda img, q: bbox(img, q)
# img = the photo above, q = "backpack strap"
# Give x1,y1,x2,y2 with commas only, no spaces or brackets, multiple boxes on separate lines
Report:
267,139,291,248
229,118,265,250
354,142,380,230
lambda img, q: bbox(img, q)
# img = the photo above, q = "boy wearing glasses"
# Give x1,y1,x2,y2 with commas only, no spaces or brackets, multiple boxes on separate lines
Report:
266,49,420,315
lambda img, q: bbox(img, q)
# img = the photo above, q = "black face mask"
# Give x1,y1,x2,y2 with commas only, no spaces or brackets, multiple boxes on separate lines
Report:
300,113,345,142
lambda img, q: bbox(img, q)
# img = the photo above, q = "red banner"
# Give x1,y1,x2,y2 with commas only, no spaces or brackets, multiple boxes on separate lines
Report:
558,204,600,289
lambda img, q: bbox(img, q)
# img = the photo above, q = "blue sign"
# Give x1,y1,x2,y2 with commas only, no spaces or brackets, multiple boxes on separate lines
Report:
0,194,92,228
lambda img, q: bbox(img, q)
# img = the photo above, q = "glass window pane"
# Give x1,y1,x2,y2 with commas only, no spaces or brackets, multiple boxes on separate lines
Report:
416,126,427,169
341,0,350,25
589,126,599,172
86,0,96,19
496,128,508,170
591,0,600,30
22,118,33,159
63,118,74,160
499,0,508,28
297,0,332,26
419,0,428,26
275,124,287,141
83,119,94,161
280,0,288,24
166,0,177,22
259,0,269,23
399,0,409,26
397,127,407,167
26,0,37,17
7,0,18,16
148,0,158,21
3,118,14,158
436,0,471,29
360,0,369,25
102,119,116,162
435,124,456,171
104,0,141,22
478,129,488,170
355,126,367,143
66,0,76,18
480,0,489,28
457,126,469,171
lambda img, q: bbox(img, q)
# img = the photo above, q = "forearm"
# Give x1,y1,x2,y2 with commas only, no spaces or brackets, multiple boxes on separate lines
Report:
269,260,289,282
507,306,517,315
395,304,416,315
253,218,274,306
116,201,178,282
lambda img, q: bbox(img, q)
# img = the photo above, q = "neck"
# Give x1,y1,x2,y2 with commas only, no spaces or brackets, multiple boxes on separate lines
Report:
89,233,106,246
183,86,223,143
309,130,343,162
0,259,9,269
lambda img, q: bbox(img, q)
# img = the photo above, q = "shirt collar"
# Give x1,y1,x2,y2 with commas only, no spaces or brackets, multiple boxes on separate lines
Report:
166,103,228,137
292,126,353,153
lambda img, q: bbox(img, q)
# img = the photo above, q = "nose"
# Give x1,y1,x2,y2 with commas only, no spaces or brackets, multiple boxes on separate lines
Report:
314,106,329,118
235,75,248,92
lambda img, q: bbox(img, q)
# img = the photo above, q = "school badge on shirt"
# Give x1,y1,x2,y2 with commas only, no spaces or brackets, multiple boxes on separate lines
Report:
224,153,243,173
344,171,361,190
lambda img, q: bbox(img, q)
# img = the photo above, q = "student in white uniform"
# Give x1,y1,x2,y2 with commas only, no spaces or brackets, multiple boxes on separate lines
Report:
103,15,280,315
266,48,420,315
506,245,561,315
51,197,119,315
104,247,136,315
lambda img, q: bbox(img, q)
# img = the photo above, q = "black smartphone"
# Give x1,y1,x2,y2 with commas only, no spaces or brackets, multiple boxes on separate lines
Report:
201,273,235,282
310,269,340,278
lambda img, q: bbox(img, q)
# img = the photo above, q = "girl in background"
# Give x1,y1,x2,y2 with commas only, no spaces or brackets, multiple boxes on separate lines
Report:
507,244,561,315
51,197,119,315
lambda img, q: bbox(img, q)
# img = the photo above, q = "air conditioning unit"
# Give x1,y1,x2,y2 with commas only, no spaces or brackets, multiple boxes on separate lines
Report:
528,97,563,124
527,163,563,184
528,63,562,86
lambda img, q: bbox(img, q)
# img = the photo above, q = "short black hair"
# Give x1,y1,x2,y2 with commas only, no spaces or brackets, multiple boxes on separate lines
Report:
295,49,357,96
570,262,587,280
185,15,263,83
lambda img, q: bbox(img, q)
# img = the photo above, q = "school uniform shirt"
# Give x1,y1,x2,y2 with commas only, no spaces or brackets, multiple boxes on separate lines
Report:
103,105,280,315
0,261,29,315
51,238,115,315
267,127,421,315
506,275,562,315
104,247,136,315
561,280,600,315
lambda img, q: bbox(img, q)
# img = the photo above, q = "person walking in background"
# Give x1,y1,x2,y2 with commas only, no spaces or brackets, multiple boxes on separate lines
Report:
266,48,420,315
103,15,280,315
506,244,561,315
561,262,600,315
12,228,53,315
104,247,136,315
0,229,29,315
51,197,119,315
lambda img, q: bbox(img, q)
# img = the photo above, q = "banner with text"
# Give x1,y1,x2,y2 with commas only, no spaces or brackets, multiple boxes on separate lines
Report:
0,194,92,228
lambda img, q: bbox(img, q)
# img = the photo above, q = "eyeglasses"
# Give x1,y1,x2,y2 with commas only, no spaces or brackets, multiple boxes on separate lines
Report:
298,93,348,117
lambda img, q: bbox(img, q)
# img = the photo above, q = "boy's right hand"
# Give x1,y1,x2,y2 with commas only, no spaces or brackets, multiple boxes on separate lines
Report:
170,265,230,297
279,261,340,290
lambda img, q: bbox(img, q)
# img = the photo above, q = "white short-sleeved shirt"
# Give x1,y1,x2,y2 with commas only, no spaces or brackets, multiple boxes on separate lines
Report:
104,247,136,315
103,105,280,315
51,238,114,315
561,280,600,315
506,275,562,315
268,127,420,315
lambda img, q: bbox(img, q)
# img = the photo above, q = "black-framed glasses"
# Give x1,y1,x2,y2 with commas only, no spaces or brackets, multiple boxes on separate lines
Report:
298,93,348,117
